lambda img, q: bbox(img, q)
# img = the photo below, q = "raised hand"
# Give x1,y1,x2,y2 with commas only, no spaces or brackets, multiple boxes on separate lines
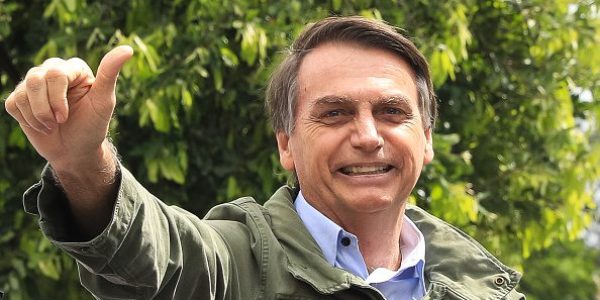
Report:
4,46,133,171
4,46,133,237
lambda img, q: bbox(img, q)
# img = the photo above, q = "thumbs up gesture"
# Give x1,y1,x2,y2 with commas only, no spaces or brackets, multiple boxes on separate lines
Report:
4,46,133,171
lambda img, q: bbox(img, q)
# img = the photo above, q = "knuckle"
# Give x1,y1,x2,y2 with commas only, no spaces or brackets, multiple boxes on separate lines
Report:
42,57,64,66
14,90,30,107
67,57,86,65
5,107,20,122
4,96,14,112
68,57,92,74
25,73,46,93
26,66,42,74
45,68,68,84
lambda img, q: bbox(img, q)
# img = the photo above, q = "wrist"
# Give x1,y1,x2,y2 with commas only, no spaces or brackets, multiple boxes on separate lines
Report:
51,140,119,185
49,140,121,239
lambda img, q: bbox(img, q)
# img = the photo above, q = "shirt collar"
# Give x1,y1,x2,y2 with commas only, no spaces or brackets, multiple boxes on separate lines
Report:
294,191,342,265
398,211,426,273
294,190,426,281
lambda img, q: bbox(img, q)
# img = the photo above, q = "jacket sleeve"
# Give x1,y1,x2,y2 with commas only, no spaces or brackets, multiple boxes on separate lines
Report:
23,164,233,299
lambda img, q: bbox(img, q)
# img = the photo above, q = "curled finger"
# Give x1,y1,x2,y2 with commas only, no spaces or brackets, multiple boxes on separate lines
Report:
14,83,51,134
5,90,30,127
64,57,95,103
45,66,69,123
66,57,95,87
25,68,55,131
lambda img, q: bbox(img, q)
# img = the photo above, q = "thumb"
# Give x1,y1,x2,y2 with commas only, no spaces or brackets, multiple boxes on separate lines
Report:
92,45,134,97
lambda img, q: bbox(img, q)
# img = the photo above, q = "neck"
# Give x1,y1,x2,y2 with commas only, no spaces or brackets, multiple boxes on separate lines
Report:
337,204,406,272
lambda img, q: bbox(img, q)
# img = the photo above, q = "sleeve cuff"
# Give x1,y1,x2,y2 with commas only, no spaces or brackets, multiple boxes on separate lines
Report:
22,163,136,256
23,163,78,241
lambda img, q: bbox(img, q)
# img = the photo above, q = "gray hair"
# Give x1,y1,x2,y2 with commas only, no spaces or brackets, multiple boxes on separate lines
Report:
266,16,438,135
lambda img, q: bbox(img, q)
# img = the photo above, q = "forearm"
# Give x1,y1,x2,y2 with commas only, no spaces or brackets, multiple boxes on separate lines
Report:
23,155,234,298
51,139,119,239
49,166,231,299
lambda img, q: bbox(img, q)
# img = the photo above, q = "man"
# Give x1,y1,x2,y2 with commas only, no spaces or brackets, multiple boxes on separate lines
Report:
4,17,524,299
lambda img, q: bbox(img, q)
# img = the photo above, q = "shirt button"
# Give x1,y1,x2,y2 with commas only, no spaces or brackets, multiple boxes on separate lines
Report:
341,237,351,246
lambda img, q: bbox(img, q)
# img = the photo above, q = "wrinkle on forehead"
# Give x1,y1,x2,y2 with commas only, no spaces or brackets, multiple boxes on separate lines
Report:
298,41,417,80
297,41,420,119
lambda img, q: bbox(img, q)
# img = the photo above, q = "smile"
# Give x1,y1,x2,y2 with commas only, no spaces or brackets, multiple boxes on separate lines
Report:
339,165,393,175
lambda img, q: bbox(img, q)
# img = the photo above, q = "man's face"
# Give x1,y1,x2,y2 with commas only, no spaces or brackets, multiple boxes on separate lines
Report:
277,42,433,223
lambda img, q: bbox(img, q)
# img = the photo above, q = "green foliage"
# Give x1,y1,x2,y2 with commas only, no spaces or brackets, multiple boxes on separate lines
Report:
520,240,600,300
0,0,599,298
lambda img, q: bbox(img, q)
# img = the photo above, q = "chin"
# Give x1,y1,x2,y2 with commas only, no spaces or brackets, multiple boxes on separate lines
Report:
344,193,399,213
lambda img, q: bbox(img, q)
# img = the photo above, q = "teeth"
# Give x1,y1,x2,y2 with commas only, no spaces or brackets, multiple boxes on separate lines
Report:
342,166,390,175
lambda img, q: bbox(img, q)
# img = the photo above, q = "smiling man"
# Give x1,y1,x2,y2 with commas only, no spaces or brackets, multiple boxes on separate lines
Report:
276,42,433,281
5,17,524,299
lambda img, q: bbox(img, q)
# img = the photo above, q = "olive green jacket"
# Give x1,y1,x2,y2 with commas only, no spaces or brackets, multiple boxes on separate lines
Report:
24,166,524,299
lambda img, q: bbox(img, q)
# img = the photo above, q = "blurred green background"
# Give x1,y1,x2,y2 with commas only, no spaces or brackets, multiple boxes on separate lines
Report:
1,0,599,299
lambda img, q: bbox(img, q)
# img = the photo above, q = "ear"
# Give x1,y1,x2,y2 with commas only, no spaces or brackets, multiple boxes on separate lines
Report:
423,127,434,165
276,132,295,171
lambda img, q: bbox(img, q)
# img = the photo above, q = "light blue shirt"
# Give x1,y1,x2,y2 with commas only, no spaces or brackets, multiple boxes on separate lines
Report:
294,191,426,300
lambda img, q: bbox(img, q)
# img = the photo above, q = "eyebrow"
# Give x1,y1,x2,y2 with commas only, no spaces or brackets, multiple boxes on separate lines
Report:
377,96,412,107
310,95,412,108
311,95,357,107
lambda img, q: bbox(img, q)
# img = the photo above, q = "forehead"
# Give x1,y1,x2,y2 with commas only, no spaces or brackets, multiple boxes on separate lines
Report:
297,42,418,110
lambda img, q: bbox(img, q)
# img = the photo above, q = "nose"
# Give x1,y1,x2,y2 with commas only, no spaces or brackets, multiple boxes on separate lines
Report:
350,114,384,152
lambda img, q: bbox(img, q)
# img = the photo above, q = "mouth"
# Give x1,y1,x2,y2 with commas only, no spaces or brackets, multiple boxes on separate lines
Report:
339,165,393,176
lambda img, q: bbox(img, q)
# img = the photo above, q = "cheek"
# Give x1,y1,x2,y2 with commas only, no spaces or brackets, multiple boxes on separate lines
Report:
388,128,427,163
293,135,338,176
289,139,313,176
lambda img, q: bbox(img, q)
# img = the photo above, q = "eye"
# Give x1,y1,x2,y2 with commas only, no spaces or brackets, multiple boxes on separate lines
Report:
316,108,353,125
383,107,403,115
377,106,410,123
323,109,345,118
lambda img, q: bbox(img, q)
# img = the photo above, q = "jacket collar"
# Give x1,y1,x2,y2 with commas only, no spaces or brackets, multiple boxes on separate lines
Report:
405,205,522,299
264,186,522,299
264,186,372,295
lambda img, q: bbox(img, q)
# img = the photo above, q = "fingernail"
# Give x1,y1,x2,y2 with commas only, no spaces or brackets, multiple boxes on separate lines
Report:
55,112,65,123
